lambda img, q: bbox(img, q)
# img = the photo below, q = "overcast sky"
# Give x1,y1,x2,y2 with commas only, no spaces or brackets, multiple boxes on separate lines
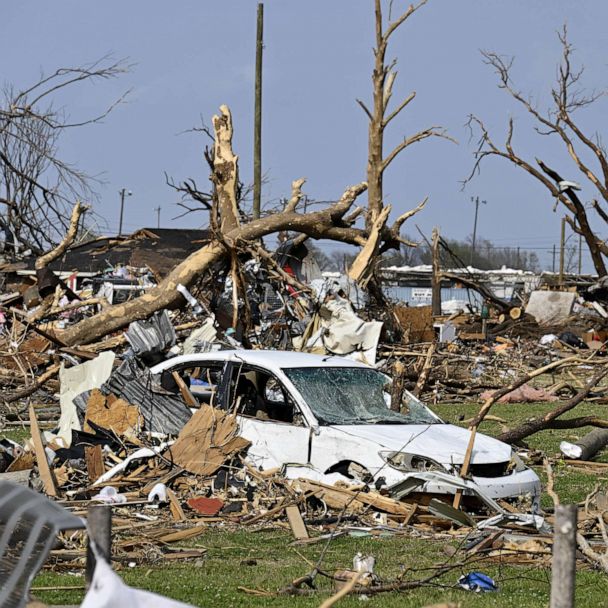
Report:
3,1,608,270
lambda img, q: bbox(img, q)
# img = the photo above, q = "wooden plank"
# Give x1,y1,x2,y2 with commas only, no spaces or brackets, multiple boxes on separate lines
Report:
295,479,414,517
167,488,186,521
285,505,309,540
29,403,58,497
85,445,105,483
172,371,199,407
156,524,207,543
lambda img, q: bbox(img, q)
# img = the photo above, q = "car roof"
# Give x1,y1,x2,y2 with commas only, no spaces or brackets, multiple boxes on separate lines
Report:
150,349,371,375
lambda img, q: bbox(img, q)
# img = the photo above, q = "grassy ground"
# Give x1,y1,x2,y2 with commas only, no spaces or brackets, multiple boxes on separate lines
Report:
5,400,608,606
31,529,608,607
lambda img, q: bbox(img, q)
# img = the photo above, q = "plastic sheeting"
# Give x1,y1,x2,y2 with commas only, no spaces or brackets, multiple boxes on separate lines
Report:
82,541,195,608
300,296,382,365
53,352,116,447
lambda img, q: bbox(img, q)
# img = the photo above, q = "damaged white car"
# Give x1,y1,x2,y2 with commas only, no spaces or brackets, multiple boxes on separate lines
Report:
151,350,540,507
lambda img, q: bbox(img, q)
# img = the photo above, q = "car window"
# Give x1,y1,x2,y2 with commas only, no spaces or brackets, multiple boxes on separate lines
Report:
283,367,439,426
230,365,305,426
159,363,223,407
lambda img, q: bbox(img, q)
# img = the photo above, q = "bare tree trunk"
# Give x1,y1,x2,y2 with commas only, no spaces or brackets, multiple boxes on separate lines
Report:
431,227,441,316
61,184,367,346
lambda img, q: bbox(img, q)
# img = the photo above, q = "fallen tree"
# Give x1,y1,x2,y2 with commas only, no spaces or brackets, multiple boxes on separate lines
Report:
497,365,608,444
60,105,371,346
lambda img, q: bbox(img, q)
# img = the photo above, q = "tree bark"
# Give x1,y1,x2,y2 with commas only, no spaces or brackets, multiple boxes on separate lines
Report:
60,183,368,346
560,428,608,460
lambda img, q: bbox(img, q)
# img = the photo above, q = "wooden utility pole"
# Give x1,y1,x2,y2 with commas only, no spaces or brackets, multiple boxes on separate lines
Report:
550,504,577,608
252,3,264,220
559,216,566,286
469,196,487,266
431,227,441,316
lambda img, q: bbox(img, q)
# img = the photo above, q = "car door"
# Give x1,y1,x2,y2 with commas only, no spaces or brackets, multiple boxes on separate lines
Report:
226,362,311,471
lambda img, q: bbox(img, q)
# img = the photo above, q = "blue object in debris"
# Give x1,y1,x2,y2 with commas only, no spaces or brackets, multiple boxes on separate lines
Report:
458,571,498,592
190,378,210,386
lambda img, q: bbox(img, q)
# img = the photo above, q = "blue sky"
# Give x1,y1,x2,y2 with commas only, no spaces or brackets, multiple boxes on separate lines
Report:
3,1,608,270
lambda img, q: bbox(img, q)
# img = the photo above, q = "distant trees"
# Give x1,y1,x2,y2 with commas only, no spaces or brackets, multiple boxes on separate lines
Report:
465,26,608,277
0,57,129,257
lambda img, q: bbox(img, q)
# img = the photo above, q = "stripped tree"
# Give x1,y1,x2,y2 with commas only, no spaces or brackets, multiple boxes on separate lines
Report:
465,26,608,276
62,105,369,346
349,0,452,286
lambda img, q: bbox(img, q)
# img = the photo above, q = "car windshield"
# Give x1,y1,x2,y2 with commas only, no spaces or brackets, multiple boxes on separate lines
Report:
283,366,440,425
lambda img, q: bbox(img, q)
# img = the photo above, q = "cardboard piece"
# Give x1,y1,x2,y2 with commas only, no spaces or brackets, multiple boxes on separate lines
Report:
165,405,250,476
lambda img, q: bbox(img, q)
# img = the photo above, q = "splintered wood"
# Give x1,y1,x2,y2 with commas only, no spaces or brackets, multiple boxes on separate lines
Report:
166,404,250,476
294,479,414,517
29,403,58,497
83,389,143,437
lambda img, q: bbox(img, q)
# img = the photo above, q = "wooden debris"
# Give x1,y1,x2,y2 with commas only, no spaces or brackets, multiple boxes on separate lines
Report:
295,479,414,517
167,488,186,521
172,370,199,407
85,445,105,484
29,404,58,497
166,404,250,476
285,505,309,540
83,389,143,437
6,450,35,473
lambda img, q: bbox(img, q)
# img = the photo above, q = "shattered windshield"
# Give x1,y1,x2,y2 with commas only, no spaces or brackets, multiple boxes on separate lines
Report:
283,367,440,425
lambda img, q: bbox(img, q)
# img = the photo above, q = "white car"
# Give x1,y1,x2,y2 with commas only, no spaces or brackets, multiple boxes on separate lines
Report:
151,350,540,507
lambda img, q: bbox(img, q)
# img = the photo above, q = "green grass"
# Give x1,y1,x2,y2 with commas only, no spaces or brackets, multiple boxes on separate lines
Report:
8,400,608,606
31,529,608,607
2,425,31,444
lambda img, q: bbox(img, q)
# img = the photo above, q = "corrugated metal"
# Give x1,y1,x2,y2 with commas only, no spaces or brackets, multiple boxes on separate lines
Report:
100,359,192,435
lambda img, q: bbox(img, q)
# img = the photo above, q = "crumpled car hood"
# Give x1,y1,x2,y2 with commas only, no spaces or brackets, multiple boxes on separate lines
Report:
330,423,512,465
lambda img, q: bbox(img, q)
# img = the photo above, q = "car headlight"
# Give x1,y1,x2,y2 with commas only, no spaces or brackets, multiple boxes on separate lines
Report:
379,451,446,473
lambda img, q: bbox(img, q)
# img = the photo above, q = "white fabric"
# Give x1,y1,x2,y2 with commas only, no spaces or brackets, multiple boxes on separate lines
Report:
81,542,195,608
305,297,382,365
51,351,115,447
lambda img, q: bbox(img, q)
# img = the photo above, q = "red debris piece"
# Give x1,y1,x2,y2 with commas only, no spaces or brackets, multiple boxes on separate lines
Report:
186,496,225,516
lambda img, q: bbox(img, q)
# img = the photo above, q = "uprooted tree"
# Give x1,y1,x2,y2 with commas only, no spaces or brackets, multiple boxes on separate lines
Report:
0,56,129,257
465,25,608,276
